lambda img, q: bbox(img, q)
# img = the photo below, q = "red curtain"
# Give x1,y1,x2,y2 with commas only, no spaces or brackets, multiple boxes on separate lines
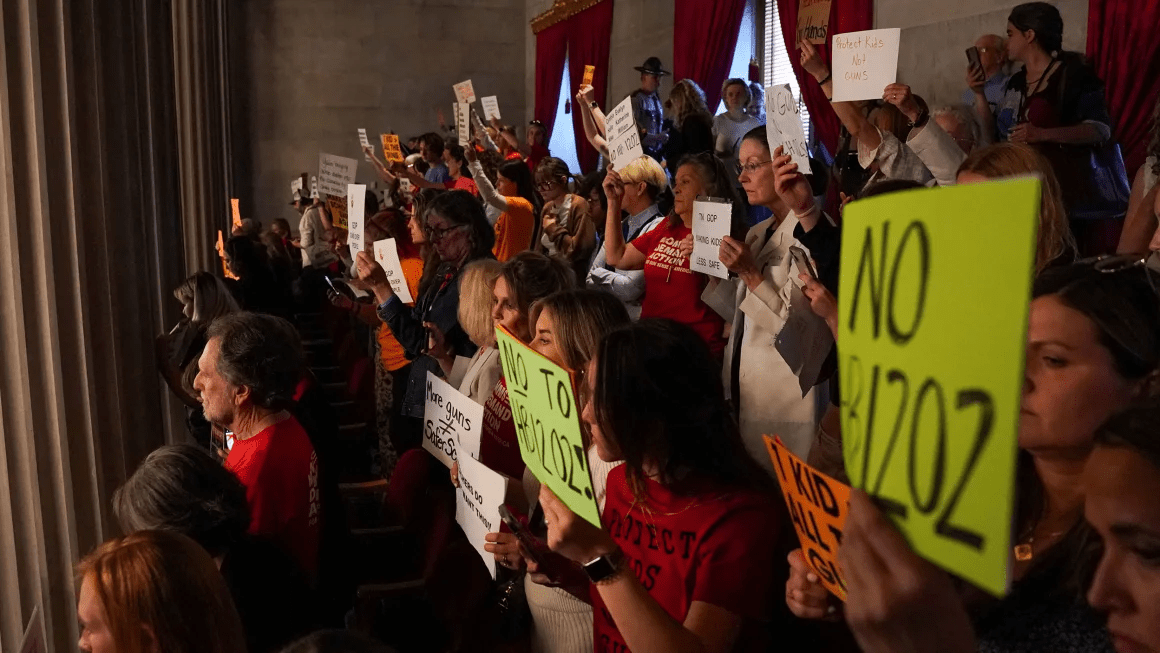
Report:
1086,0,1160,178
673,0,748,110
534,20,570,141
775,0,873,156
567,0,615,173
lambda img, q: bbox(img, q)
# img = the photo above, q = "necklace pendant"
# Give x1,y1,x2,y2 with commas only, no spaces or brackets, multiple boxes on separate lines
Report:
1014,543,1034,561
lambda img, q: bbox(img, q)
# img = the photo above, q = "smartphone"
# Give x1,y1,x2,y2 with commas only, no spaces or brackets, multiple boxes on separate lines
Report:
499,505,547,566
789,245,818,281
966,46,982,73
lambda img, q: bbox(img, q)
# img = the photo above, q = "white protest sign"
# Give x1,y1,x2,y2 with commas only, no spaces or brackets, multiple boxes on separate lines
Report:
457,102,471,147
310,175,320,199
318,153,358,197
425,370,485,461
373,238,414,304
347,184,367,256
399,177,413,195
481,96,501,121
358,128,373,161
606,95,645,171
691,198,732,279
766,84,811,172
291,177,304,200
455,449,507,579
831,28,901,103
453,79,477,104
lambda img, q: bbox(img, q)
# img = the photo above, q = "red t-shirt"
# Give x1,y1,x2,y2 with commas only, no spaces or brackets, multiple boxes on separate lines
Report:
478,377,525,480
592,467,781,653
226,416,321,579
446,176,479,196
631,219,727,356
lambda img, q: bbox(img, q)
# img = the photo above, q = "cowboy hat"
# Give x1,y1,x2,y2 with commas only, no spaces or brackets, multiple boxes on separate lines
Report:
633,56,670,76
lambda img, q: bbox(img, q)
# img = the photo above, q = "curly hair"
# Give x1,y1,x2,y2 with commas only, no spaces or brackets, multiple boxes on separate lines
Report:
665,79,712,128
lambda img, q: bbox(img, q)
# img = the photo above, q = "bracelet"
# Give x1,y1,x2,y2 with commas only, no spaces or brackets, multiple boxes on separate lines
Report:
908,109,929,128
818,73,832,86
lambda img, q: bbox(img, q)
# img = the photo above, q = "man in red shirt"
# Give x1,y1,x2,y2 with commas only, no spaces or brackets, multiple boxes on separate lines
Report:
194,312,321,583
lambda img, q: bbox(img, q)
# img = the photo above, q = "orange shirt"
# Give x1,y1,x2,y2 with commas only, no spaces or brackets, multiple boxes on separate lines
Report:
492,196,536,262
377,255,425,371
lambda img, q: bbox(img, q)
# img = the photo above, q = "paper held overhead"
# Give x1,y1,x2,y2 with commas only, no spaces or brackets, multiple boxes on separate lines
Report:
481,96,501,121
453,79,477,104
605,96,645,171
830,28,901,102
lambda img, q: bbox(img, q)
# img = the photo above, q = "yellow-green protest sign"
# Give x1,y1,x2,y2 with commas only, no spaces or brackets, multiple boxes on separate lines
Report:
495,325,602,527
837,178,1039,596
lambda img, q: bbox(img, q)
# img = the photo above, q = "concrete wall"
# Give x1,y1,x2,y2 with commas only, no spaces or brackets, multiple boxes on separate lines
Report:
238,0,528,231
524,0,675,133
879,0,1088,108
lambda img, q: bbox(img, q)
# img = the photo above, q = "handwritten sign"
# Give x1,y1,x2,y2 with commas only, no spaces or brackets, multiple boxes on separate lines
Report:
766,84,810,171
606,95,645,171
453,79,476,104
691,198,732,279
582,65,595,87
230,198,241,229
318,152,357,197
838,178,1039,596
325,195,347,230
358,128,372,161
456,447,507,579
373,238,415,304
423,371,484,467
481,96,501,121
831,28,901,103
766,436,849,600
381,133,404,163
347,183,367,257
291,177,304,200
495,326,601,527
399,177,413,195
797,0,833,45
456,102,471,147
310,175,320,199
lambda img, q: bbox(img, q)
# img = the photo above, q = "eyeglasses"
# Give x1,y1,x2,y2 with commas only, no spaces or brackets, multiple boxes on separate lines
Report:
735,160,773,175
536,181,560,192
1076,252,1160,363
423,223,467,242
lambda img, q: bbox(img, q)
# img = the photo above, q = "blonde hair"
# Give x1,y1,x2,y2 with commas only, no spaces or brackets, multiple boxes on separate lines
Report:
458,259,504,347
527,290,631,371
665,79,711,127
958,142,1077,273
173,272,239,325
619,156,668,200
76,531,247,653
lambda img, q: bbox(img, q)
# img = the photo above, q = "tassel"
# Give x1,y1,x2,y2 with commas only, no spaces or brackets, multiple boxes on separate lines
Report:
564,98,571,115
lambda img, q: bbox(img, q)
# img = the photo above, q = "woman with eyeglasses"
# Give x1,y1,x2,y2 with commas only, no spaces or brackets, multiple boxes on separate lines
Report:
791,258,1160,653
354,190,496,449
466,145,542,262
701,125,837,464
535,157,597,281
602,152,746,357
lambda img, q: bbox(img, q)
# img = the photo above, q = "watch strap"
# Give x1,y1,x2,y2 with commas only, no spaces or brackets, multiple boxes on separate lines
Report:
583,547,626,584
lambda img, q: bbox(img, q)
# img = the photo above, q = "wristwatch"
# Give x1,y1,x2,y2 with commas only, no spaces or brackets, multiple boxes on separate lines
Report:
583,548,626,584
589,100,599,109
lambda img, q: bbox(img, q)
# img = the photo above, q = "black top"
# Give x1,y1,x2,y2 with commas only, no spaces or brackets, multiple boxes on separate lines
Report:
662,114,714,172
220,536,318,653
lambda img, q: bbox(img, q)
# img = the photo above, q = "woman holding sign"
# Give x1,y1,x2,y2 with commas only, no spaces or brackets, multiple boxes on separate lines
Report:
467,146,541,262
602,152,745,357
794,260,1160,653
355,190,495,447
539,319,781,653
704,126,837,462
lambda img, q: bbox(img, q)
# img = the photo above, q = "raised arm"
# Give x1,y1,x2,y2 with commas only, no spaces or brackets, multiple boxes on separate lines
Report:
601,168,645,270
472,111,499,152
800,39,880,150
465,145,509,212
576,84,609,155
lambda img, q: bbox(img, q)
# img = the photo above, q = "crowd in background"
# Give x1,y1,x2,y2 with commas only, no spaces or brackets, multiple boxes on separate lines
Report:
75,3,1160,653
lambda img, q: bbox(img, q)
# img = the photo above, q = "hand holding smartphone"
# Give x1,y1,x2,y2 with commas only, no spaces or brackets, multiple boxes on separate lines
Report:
966,46,982,73
789,245,818,281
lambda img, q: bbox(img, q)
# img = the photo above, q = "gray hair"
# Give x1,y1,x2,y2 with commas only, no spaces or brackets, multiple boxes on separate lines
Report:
206,312,305,410
933,104,982,151
113,444,250,557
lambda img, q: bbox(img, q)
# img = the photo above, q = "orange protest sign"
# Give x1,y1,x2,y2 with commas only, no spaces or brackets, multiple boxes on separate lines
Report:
381,133,404,163
582,65,595,87
217,230,238,280
765,435,849,600
230,198,241,229
326,195,348,230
